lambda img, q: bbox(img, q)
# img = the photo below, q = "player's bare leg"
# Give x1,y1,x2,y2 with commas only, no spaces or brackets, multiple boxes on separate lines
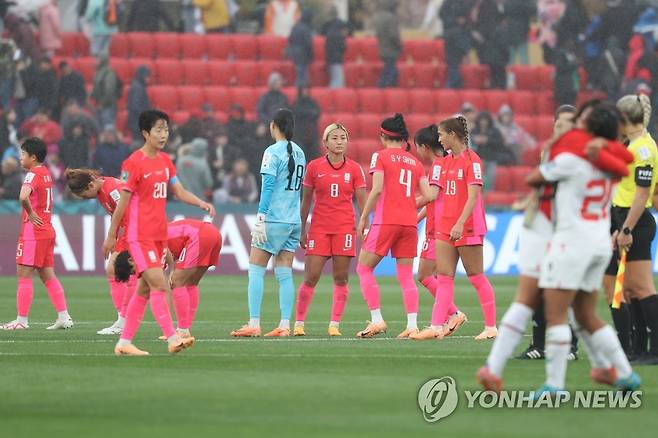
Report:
459,245,497,340
328,255,351,336
355,250,387,338
294,255,329,336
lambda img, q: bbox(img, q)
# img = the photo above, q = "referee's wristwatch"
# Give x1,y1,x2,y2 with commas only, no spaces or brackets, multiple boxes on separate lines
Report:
622,226,632,235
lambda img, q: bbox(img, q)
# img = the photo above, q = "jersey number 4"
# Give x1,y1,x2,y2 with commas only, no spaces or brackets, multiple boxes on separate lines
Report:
581,179,612,221
399,169,412,197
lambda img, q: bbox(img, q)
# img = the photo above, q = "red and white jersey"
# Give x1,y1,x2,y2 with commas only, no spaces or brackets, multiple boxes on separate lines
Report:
121,150,177,242
539,152,612,242
20,165,55,240
369,148,426,227
433,149,486,236
303,156,366,234
426,156,444,237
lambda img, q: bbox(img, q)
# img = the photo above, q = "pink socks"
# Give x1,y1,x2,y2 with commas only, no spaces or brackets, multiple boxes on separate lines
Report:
44,278,67,313
357,263,380,310
296,283,349,323
172,287,190,330
17,277,34,317
468,273,496,327
187,285,199,329
149,290,176,339
420,276,437,298
108,278,127,313
120,293,148,342
331,284,349,322
295,283,315,322
431,275,454,326
120,275,137,318
396,264,418,314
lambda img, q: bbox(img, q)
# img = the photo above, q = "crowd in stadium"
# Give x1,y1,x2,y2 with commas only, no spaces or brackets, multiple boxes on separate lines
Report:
1,0,658,206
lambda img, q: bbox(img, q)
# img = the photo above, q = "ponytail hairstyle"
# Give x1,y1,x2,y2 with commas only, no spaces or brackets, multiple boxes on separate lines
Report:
65,167,101,196
414,124,444,156
380,113,411,151
617,94,652,128
438,115,469,145
272,108,296,186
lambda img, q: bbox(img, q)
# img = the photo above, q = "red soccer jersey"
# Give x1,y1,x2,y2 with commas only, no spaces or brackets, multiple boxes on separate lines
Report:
433,149,487,236
20,165,55,240
167,219,202,259
97,177,128,236
426,156,444,237
121,150,176,242
303,156,366,233
369,148,425,226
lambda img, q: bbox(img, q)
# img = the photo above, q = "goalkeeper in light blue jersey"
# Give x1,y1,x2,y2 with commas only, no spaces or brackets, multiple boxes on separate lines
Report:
231,108,306,337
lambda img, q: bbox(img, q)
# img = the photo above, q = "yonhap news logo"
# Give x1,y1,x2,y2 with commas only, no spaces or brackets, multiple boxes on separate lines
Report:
418,376,642,423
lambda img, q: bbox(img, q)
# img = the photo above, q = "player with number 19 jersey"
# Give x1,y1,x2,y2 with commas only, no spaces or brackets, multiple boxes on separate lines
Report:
303,157,366,256
17,165,55,267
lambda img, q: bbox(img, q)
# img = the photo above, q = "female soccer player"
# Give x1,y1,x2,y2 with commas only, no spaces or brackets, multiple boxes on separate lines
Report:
605,94,658,365
65,168,137,335
412,116,496,341
413,124,466,337
103,110,215,356
294,123,366,337
355,113,436,339
1,138,72,331
231,108,306,337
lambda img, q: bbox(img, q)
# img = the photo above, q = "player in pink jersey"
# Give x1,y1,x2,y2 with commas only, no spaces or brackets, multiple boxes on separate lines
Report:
103,110,215,356
65,168,138,335
412,116,497,341
294,123,367,337
355,114,436,338
1,138,73,331
412,125,467,339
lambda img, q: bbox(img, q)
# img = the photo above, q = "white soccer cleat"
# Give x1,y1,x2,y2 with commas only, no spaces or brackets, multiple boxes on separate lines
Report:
46,317,74,330
0,320,29,330
97,324,123,335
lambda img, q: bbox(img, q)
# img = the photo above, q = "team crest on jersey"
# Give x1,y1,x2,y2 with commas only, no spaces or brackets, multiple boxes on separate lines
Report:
473,163,482,180
370,152,379,169
344,173,350,183
121,170,129,182
432,165,441,181
24,172,35,183
262,153,272,169
110,189,121,202
308,240,315,249
457,169,463,180
148,250,157,263
638,146,651,161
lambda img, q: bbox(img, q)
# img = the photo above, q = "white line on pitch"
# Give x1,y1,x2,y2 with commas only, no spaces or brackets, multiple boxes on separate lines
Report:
0,352,480,359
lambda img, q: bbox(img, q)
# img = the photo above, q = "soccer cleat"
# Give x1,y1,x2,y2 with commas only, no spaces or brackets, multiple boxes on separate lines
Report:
114,343,150,356
327,326,342,336
158,329,193,341
0,320,28,330
409,326,445,340
444,311,467,337
168,336,195,354
590,367,617,386
614,372,641,391
46,317,74,330
264,327,290,337
474,326,498,340
516,345,545,360
533,384,567,401
97,324,123,335
293,325,306,336
396,327,420,339
476,366,503,393
356,321,387,338
230,325,261,337
567,350,578,361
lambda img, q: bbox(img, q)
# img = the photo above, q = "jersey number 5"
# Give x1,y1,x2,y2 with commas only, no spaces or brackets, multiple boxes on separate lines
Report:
399,169,412,197
581,179,612,220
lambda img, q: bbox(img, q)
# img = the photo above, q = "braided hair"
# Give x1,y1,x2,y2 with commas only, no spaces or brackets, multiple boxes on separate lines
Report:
414,124,444,156
380,113,411,151
617,94,652,128
438,115,469,145
272,108,296,187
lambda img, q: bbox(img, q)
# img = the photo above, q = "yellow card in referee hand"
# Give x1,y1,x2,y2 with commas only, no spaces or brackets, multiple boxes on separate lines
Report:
612,250,627,309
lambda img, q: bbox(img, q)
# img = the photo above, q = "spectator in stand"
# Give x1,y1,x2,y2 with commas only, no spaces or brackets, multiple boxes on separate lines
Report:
472,0,509,89
198,103,223,142
505,0,535,65
58,61,87,109
127,65,151,142
38,0,62,58
33,57,59,115
14,58,39,125
597,0,641,54
0,109,18,160
553,40,579,106
421,0,445,39
321,7,350,88
4,14,42,62
91,54,121,127
176,137,213,200
292,85,320,160
536,0,566,64
460,102,478,133
178,116,204,144
61,100,98,146
374,0,401,88
471,110,511,190
84,0,118,57
226,104,254,147
45,143,65,201
440,0,475,88
287,8,314,87
264,0,300,37
256,71,289,124
208,128,238,188
60,119,92,168
93,124,130,177
193,0,231,33
496,104,536,164
0,38,16,111
127,0,175,32
0,156,22,199
20,108,62,146
213,158,259,204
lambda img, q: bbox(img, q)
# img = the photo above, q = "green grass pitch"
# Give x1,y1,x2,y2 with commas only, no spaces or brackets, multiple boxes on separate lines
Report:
0,275,656,437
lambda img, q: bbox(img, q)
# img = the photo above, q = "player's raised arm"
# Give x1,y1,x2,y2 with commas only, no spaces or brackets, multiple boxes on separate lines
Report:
170,180,216,217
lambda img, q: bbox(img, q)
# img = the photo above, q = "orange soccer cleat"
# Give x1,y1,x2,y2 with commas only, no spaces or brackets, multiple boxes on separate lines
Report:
397,327,420,339
444,311,467,337
327,326,342,336
264,327,291,337
409,326,445,340
590,367,617,386
356,321,388,338
474,326,498,340
114,343,150,356
230,325,262,337
477,366,503,393
168,336,195,354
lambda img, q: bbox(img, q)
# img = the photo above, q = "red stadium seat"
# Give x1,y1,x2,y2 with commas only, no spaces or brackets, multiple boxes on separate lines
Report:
230,34,258,60
508,65,539,91
205,86,230,113
357,88,384,114
229,87,259,113
536,115,554,141
410,89,435,113
109,33,129,58
332,88,358,113
397,63,415,88
435,89,461,114
485,191,517,207
383,88,410,113
461,64,490,89
233,61,259,86
360,37,380,62
154,33,181,59
510,166,533,193
356,113,381,140
310,87,334,113
344,63,364,88
207,61,234,86
258,35,287,60
172,111,191,125
483,90,510,114
356,141,381,164
536,91,556,116
459,89,485,111
177,86,205,112
75,57,96,83
522,147,541,166
403,39,439,64
281,87,297,104
344,38,361,62
494,167,513,192
148,85,179,113
313,36,326,63
127,32,155,58
414,63,441,88
537,65,555,91
77,34,90,57
183,60,210,86
179,34,208,59
117,110,128,135
310,63,328,87
206,34,231,60
515,115,536,138
258,61,294,87
509,90,535,116
406,114,434,138
346,140,364,162
109,58,132,83
361,62,382,88
154,59,183,85
58,33,78,57
128,58,155,81
323,113,356,136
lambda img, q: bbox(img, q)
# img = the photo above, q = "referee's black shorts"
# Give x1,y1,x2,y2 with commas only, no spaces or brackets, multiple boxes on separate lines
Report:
605,206,657,275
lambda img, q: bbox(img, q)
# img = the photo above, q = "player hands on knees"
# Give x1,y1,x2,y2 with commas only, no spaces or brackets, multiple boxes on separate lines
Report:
231,109,306,338
1,137,73,331
356,113,437,339
294,123,367,336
